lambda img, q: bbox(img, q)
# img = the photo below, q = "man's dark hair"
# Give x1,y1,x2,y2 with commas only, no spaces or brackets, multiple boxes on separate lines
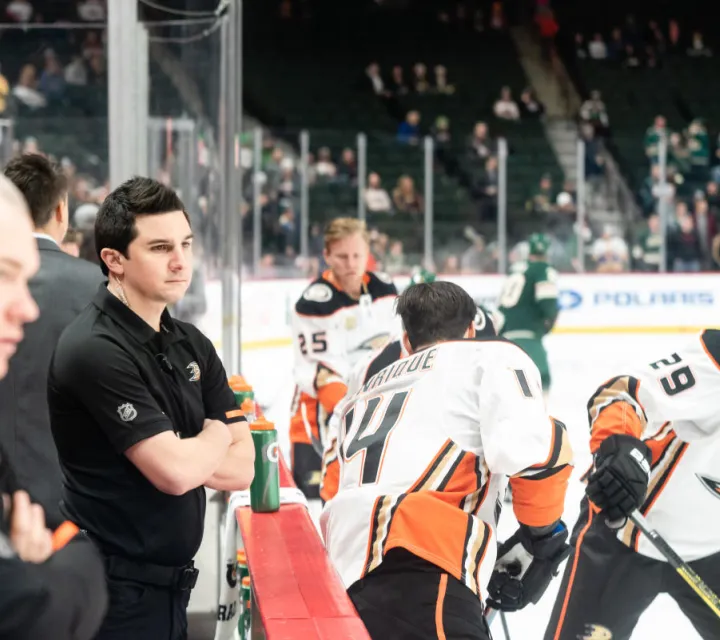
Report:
95,176,189,276
396,281,477,350
3,154,68,229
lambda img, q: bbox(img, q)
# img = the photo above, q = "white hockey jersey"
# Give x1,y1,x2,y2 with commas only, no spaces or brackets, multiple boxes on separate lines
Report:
289,270,400,450
587,329,720,562
321,339,573,599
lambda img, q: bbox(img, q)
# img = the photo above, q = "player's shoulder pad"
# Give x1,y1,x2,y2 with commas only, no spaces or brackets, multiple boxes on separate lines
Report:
294,272,342,315
701,329,720,368
366,271,398,298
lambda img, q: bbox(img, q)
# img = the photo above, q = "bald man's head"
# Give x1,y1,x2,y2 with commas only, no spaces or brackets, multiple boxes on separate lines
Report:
0,174,39,379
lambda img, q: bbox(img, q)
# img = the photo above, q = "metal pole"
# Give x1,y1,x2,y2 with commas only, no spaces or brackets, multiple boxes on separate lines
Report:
135,22,149,178
497,138,508,275
108,0,140,188
220,13,235,371
423,136,434,269
300,130,310,264
576,139,586,273
357,132,367,222
252,127,263,275
234,0,244,374
658,133,668,274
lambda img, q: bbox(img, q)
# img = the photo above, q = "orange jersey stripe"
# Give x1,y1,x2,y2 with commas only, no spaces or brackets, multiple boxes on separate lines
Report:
436,574,448,640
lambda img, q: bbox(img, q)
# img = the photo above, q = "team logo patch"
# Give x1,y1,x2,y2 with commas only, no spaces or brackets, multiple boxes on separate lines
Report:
697,474,720,499
303,283,333,303
117,403,137,422
374,271,393,285
186,361,201,382
358,333,391,351
580,624,613,639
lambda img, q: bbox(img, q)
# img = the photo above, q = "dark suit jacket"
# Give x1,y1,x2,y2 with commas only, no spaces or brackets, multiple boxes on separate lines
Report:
0,237,104,527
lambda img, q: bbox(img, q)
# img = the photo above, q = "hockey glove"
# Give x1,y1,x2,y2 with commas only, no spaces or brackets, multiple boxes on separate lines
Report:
586,434,651,524
486,522,571,612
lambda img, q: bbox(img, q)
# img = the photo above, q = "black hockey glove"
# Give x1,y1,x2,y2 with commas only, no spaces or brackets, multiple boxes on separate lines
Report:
586,434,651,524
486,522,571,612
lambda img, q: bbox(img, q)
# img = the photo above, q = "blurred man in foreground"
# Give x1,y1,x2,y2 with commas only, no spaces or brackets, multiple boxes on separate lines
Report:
0,173,107,640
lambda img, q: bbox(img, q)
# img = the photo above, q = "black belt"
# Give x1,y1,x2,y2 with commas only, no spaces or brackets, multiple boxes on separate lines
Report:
104,555,199,592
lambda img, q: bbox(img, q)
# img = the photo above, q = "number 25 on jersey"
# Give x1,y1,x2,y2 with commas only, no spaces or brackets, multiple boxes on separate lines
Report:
340,390,411,486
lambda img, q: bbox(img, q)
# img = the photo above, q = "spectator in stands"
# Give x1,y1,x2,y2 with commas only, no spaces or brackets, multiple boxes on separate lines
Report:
390,65,408,96
61,228,83,257
5,0,33,22
364,172,392,214
688,31,712,57
588,33,608,60
632,213,661,271
607,27,625,60
580,90,609,136
337,148,358,185
392,175,424,215
667,19,682,54
591,225,629,272
668,131,690,176
38,51,67,104
87,53,105,85
687,119,710,175
467,121,494,161
65,55,88,86
82,31,104,61
13,65,47,110
460,228,490,273
364,62,390,97
383,239,406,275
432,65,455,94
474,155,498,220
77,0,105,22
397,110,421,145
693,195,717,268
519,88,545,119
574,33,588,59
412,63,429,94
580,123,606,181
705,180,720,213
526,174,555,216
669,214,702,271
431,115,451,148
314,147,337,180
644,115,668,164
493,86,519,121
623,44,641,68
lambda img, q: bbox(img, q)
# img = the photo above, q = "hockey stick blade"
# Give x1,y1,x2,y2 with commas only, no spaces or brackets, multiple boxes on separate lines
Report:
629,510,720,619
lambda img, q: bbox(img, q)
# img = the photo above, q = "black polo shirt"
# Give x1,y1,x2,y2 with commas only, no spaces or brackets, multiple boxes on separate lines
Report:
48,284,242,567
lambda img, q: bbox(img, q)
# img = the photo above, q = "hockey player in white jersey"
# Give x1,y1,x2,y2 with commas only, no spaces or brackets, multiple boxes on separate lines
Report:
545,329,720,640
319,304,499,502
321,281,574,639
290,217,398,498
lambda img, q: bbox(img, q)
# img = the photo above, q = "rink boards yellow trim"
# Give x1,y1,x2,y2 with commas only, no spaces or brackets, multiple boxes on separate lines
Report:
236,326,709,351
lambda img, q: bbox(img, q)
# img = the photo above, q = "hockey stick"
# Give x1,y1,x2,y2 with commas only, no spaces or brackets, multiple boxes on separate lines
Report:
629,510,720,619
484,607,512,640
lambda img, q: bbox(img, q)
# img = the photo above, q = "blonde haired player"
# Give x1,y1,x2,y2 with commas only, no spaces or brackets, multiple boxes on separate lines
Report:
290,217,398,498
321,281,573,639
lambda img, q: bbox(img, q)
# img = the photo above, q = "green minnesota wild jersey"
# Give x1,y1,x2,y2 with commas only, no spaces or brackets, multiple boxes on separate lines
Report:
497,260,560,338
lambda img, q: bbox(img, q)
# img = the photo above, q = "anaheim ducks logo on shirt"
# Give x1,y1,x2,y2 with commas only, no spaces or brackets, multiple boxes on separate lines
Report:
580,624,613,639
697,474,720,499
187,361,201,382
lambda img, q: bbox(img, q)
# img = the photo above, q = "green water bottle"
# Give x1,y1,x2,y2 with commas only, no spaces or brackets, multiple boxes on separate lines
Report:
241,576,252,639
249,418,280,512
231,382,255,411
236,551,249,638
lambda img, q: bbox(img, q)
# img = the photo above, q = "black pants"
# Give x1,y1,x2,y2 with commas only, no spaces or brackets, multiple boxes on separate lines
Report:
292,441,321,499
348,549,491,640
544,499,720,640
93,576,191,640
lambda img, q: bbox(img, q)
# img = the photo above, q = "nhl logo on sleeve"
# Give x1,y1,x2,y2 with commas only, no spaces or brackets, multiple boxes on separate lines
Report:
303,283,333,303
117,403,137,422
